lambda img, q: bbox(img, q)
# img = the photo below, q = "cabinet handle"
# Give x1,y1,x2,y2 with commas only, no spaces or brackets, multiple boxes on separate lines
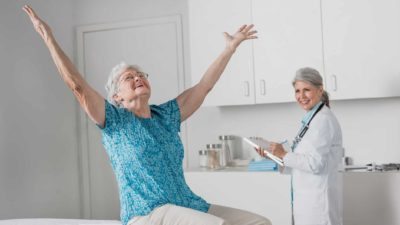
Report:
331,74,337,91
260,79,266,96
244,81,250,97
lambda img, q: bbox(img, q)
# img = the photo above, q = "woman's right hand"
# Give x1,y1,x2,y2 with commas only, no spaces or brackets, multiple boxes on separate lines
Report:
23,5,53,41
22,5,105,127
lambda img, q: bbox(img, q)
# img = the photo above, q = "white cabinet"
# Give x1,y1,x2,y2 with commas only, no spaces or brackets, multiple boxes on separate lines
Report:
188,0,324,106
188,0,255,106
189,0,400,106
321,0,400,100
185,171,292,225
343,172,400,225
252,0,324,103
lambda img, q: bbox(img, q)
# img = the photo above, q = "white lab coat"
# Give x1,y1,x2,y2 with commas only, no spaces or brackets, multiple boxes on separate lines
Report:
282,106,344,225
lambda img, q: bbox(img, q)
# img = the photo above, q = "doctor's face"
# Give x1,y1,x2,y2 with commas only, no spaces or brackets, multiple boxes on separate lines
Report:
294,81,323,111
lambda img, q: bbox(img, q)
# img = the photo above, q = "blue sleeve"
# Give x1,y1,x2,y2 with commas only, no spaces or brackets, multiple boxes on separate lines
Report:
97,100,120,134
157,99,181,132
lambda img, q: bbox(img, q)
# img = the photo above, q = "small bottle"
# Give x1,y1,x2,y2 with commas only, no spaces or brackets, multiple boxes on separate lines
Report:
206,144,222,169
198,150,208,168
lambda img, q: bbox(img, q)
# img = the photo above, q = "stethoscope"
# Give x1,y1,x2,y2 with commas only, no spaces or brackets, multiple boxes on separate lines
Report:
291,102,325,150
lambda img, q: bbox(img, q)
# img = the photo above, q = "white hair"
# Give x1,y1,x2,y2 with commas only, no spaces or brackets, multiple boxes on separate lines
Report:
105,62,142,107
292,67,330,107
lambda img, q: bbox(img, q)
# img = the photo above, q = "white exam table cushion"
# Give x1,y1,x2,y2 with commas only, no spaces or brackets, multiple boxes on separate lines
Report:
0,219,121,225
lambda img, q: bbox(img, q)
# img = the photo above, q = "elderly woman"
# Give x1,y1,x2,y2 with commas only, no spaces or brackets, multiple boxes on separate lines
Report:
23,5,271,225
258,67,343,225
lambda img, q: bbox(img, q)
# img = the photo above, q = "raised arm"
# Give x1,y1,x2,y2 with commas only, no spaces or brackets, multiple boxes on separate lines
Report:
23,5,105,127
177,24,257,122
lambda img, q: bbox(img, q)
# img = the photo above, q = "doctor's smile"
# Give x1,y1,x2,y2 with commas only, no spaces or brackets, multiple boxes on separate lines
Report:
294,80,324,111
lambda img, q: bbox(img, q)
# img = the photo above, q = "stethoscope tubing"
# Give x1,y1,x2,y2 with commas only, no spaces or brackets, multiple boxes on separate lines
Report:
292,103,325,149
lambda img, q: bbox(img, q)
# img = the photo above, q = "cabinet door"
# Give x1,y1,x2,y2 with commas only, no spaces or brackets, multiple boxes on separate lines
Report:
185,172,292,225
252,0,324,104
188,0,254,106
322,0,400,99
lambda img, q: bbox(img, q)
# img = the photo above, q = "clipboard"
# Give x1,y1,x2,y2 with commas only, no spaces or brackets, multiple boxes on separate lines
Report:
242,137,284,166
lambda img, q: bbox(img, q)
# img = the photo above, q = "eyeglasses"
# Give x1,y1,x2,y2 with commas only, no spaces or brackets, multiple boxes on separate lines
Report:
119,71,149,83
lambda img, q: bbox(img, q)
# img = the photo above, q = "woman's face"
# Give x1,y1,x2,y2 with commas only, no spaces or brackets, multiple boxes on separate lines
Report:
294,81,323,111
114,68,151,108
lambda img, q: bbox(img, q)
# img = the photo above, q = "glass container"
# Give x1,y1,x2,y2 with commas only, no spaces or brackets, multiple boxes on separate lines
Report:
219,135,234,167
206,144,222,169
198,150,208,168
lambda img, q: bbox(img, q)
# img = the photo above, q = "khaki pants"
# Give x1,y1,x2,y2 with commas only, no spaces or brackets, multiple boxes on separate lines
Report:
127,204,272,225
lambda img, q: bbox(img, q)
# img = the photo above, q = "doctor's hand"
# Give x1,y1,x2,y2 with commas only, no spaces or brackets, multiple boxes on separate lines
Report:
269,142,287,159
255,147,266,158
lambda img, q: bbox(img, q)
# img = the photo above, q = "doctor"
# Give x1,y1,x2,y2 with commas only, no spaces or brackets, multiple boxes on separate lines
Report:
258,67,344,225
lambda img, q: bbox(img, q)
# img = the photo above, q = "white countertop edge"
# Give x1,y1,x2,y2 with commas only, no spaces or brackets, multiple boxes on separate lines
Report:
185,167,278,173
184,167,400,173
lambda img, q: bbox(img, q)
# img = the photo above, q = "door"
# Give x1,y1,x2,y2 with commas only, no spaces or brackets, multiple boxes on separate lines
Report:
76,16,185,219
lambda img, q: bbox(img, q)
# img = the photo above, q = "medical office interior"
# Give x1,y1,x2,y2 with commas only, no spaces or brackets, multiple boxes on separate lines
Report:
1,0,400,224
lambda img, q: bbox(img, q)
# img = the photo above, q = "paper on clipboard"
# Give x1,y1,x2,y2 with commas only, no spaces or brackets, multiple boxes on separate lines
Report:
242,137,284,166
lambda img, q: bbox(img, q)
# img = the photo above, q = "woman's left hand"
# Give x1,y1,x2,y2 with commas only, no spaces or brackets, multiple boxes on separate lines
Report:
224,24,257,52
269,142,287,159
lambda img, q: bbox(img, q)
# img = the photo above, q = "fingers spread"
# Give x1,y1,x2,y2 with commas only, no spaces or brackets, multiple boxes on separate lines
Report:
241,25,257,39
243,24,254,33
248,30,258,35
237,24,247,32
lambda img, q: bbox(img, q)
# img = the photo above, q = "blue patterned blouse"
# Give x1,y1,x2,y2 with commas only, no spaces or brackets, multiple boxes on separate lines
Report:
99,99,209,225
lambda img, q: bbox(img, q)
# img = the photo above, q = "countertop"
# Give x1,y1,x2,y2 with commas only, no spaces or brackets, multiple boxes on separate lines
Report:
185,166,400,173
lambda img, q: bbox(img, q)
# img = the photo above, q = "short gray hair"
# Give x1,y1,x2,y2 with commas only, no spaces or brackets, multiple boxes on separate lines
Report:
292,67,330,107
105,62,142,107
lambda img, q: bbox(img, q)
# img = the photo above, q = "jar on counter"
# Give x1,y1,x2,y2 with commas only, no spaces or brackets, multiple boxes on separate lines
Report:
198,150,208,168
206,144,222,169
219,135,234,167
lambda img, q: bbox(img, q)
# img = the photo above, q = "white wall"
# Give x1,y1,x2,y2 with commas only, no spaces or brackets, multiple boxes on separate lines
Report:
0,0,81,220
